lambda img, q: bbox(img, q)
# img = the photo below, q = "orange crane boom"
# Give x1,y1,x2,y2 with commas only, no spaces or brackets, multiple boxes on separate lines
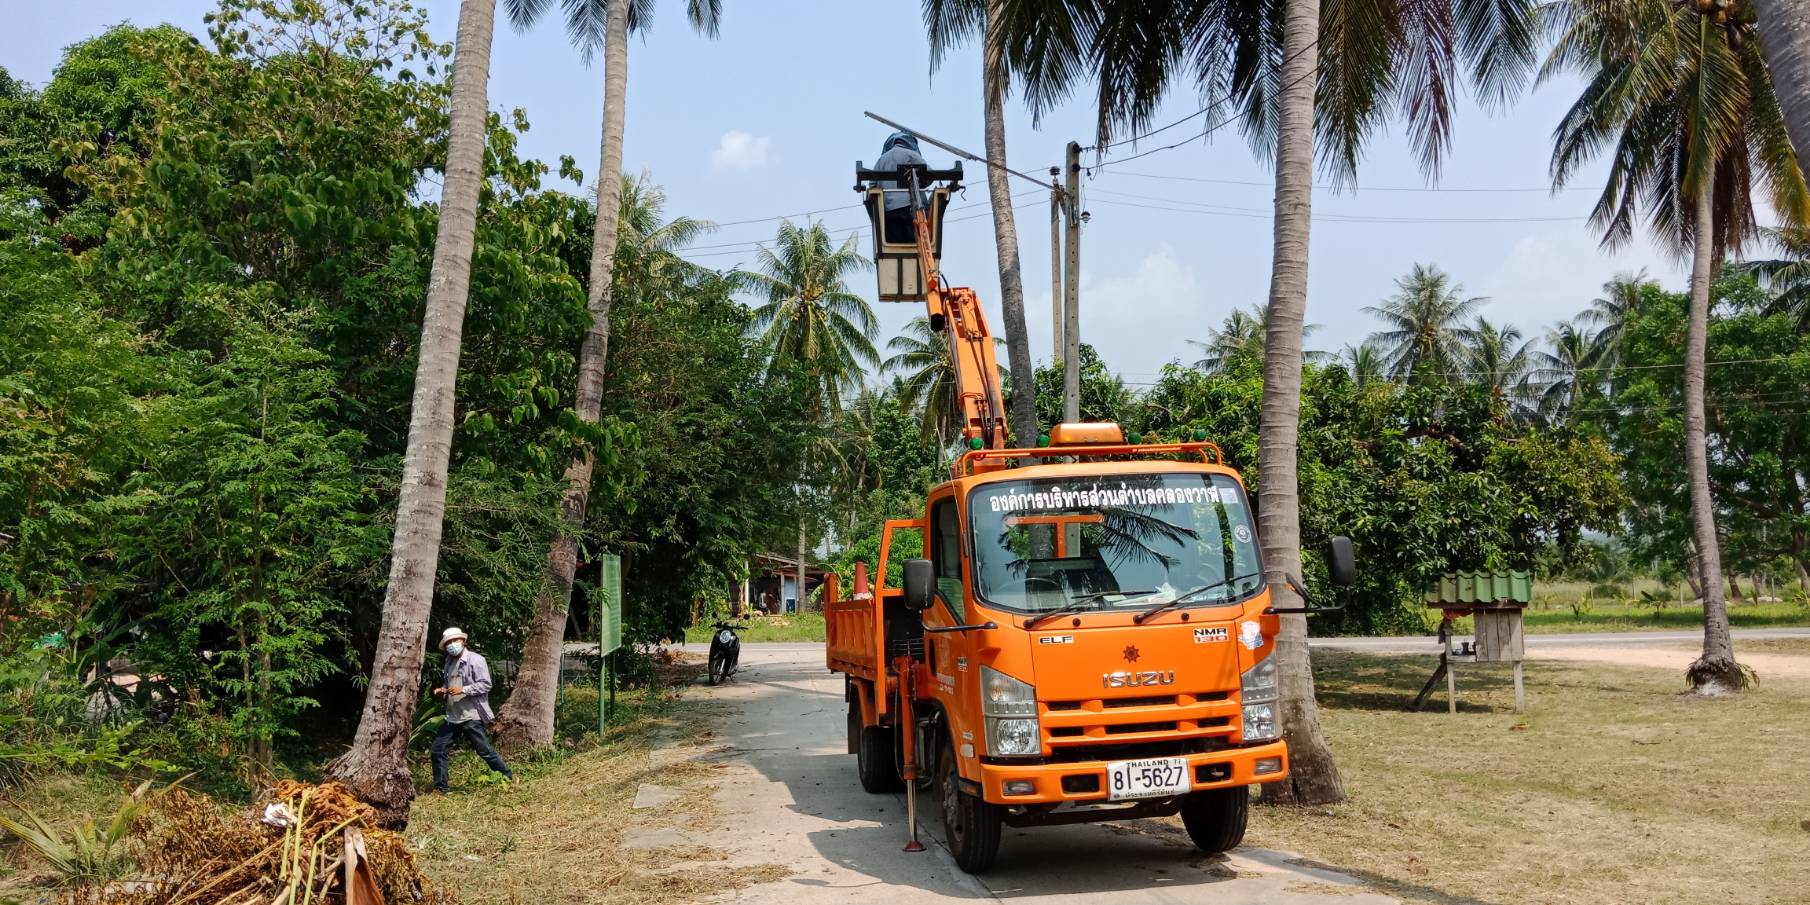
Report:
902,168,1008,450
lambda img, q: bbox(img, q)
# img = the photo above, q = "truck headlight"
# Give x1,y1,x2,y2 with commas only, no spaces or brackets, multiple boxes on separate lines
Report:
1242,703,1279,742
981,666,1039,756
989,718,1039,755
1241,655,1277,704
1240,656,1279,743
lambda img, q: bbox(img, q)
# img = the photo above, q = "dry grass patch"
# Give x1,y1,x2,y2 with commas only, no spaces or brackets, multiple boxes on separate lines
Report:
1233,652,1810,905
409,690,784,905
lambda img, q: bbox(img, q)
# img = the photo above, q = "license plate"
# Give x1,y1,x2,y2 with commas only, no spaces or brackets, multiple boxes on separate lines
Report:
1107,756,1191,801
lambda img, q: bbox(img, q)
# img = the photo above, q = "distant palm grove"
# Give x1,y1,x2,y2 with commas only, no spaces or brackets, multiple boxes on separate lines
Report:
3,0,1808,824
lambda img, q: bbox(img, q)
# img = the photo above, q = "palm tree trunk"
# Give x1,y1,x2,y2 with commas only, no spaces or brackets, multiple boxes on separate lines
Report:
493,0,631,751
1683,182,1742,695
1257,0,1345,808
1753,0,1810,186
982,0,1038,448
325,0,495,825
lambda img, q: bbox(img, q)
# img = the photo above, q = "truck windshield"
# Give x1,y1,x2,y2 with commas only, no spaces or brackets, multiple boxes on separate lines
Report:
967,473,1264,614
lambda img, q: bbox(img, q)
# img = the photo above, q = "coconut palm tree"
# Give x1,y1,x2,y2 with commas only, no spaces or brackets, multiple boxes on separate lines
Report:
1465,316,1537,409
1579,270,1655,371
1190,304,1327,373
923,0,1040,449
1739,226,1810,326
1530,317,1602,421
884,316,961,445
1191,307,1265,373
1340,342,1386,388
989,0,1541,807
1544,0,1810,693
740,219,878,416
492,0,726,751
1364,264,1486,384
1752,0,1810,186
328,0,497,822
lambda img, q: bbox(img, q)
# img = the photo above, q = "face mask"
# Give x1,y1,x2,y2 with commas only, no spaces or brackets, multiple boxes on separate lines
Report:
445,642,464,657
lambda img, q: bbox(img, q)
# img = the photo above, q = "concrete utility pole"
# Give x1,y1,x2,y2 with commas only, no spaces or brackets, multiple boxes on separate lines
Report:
1050,167,1063,361
1062,141,1082,424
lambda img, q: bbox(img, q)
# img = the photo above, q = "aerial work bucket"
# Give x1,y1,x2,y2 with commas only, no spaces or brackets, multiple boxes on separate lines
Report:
853,160,962,301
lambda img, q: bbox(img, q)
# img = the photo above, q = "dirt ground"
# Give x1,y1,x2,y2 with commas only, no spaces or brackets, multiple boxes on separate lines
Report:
1525,636,1810,678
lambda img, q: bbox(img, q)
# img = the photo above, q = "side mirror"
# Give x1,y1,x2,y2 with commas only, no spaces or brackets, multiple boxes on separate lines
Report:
901,558,935,611
1328,536,1356,587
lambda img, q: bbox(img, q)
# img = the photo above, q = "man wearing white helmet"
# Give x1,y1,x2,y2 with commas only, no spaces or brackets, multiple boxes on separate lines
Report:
430,626,516,792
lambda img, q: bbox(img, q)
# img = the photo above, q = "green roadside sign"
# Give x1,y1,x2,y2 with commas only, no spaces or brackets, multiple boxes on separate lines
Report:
597,554,622,732
598,554,623,655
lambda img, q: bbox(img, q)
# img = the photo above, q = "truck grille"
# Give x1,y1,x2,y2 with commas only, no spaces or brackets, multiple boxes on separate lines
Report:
1038,691,1238,748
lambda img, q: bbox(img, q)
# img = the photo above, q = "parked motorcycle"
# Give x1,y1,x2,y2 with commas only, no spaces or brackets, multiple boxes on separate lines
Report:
707,620,745,685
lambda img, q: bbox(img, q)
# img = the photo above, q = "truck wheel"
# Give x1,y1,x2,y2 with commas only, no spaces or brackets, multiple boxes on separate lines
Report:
936,734,1001,873
855,708,902,793
1178,785,1249,854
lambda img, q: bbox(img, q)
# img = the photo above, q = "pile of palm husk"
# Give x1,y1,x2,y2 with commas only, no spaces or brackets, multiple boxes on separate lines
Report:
69,781,450,905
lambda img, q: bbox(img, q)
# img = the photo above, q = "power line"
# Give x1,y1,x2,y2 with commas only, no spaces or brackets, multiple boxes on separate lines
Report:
709,202,865,229
1096,169,1599,194
1089,37,1324,153
1113,353,1810,384
677,193,1040,258
679,199,1046,262
1087,195,1592,224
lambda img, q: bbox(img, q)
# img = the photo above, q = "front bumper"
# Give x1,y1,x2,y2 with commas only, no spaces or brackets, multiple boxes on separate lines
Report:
975,739,1289,806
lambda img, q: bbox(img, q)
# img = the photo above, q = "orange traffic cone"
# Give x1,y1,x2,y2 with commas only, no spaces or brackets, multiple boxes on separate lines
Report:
852,562,872,599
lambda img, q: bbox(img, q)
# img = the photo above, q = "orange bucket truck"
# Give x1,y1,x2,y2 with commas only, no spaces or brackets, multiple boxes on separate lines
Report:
827,153,1356,872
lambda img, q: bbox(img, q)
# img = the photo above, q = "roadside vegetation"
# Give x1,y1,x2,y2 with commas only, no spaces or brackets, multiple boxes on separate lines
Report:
682,613,826,645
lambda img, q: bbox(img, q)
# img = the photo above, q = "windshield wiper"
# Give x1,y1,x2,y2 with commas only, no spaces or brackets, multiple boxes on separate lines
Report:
1133,572,1263,624
1023,589,1157,629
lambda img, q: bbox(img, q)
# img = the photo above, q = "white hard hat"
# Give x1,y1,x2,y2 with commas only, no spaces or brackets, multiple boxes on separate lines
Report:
438,626,469,650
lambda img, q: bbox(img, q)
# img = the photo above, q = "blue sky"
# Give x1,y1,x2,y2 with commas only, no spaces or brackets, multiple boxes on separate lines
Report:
7,0,1688,383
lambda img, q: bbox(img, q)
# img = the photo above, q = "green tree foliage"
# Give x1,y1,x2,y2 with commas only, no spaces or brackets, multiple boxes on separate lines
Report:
1609,273,1810,591
1365,264,1486,384
587,267,817,642
738,218,877,416
0,0,804,778
1028,343,1134,429
1137,364,1624,633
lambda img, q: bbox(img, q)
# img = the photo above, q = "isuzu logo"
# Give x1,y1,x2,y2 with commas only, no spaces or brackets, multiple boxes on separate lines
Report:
1103,670,1176,688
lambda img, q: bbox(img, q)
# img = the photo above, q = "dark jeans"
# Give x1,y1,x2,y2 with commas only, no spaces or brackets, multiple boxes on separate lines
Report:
885,206,916,244
431,719,513,791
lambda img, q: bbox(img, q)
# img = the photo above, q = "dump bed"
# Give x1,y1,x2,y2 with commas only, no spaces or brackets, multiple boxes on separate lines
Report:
824,517,922,685
826,589,886,681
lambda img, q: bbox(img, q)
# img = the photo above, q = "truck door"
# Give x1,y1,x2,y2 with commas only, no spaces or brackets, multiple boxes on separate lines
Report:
926,493,977,759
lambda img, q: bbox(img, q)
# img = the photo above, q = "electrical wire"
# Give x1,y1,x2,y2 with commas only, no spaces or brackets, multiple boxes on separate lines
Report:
1087,195,1592,224
1096,169,1598,194
1088,37,1324,153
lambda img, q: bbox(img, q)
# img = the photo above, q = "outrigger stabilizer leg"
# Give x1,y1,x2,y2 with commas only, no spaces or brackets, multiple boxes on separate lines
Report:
893,655,926,853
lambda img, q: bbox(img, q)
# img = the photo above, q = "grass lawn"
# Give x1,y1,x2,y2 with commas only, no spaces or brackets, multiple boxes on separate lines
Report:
683,612,825,644
1501,579,1810,634
1215,651,1810,905
1455,599,1810,634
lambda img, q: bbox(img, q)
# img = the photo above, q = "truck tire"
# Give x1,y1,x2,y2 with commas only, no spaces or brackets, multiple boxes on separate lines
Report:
936,734,1001,873
1179,785,1249,854
855,707,903,793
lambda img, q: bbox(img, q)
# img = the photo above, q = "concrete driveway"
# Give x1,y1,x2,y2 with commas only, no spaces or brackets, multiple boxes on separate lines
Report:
655,644,1397,905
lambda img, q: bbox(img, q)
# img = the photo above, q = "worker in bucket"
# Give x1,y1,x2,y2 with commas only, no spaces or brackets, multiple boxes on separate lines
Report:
876,130,927,243
430,626,517,792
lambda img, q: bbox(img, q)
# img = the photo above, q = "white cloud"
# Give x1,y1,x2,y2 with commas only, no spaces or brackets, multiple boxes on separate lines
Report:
709,130,774,172
1014,246,1211,372
1081,246,1201,322
1474,225,1680,333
